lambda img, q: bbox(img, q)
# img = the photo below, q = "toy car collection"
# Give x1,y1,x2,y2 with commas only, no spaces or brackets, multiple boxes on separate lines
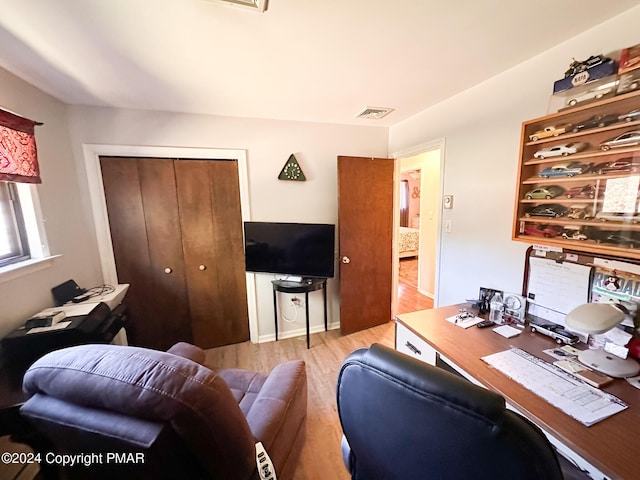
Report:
566,204,594,220
600,131,640,150
572,114,619,133
530,320,579,345
618,109,640,122
595,211,640,223
537,161,590,177
596,232,640,248
564,184,604,199
524,186,565,199
523,224,561,238
529,124,571,141
525,204,567,218
566,83,615,107
594,159,640,175
534,143,587,159
561,229,588,240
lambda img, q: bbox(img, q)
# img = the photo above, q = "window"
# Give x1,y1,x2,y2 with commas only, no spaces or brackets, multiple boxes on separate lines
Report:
0,181,29,267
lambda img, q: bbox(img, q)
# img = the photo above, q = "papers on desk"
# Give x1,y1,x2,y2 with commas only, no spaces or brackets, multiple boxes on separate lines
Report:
482,348,627,426
26,321,71,334
492,325,521,338
36,303,96,317
445,313,483,329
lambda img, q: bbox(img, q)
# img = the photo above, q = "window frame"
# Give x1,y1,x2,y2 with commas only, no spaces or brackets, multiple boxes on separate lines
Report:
0,181,31,267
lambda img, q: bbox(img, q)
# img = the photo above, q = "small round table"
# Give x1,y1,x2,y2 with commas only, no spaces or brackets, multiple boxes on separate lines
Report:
272,278,327,349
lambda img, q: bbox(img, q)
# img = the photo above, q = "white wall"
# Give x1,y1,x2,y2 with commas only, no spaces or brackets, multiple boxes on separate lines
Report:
66,106,388,342
0,69,103,339
390,6,640,307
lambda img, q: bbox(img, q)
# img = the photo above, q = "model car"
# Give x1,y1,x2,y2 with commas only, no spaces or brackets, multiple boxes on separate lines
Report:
595,211,640,223
537,162,589,178
564,184,604,199
594,159,640,175
561,229,588,240
524,186,565,199
529,124,571,141
572,114,619,132
619,109,640,123
566,84,615,107
530,320,579,345
600,131,640,150
523,224,560,238
534,143,587,159
524,204,567,218
596,232,640,248
566,204,594,220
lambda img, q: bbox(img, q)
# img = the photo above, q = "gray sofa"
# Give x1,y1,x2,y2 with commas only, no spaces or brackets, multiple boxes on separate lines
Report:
20,342,307,479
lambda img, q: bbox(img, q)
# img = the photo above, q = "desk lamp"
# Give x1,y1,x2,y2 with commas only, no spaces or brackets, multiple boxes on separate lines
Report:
565,303,640,378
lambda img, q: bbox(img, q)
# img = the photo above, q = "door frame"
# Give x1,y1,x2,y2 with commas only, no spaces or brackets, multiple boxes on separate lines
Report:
391,138,446,309
82,144,258,342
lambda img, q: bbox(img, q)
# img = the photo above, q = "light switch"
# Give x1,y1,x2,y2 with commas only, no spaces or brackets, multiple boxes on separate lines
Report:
443,195,453,209
445,220,452,233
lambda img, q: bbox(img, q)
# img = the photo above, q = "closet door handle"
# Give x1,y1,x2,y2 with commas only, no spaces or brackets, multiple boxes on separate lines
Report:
164,267,173,274
341,256,351,264
199,265,207,271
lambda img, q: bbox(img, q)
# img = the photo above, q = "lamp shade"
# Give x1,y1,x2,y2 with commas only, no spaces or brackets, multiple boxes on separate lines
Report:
565,303,625,335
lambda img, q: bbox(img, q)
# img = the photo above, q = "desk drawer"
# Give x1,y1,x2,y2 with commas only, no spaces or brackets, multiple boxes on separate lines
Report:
395,323,437,365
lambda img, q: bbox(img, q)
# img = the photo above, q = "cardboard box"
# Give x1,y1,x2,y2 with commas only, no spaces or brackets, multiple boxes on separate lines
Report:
553,59,618,94
619,44,640,74
617,68,640,95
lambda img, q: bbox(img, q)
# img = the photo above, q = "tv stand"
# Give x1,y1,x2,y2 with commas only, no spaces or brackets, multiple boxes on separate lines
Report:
272,278,327,348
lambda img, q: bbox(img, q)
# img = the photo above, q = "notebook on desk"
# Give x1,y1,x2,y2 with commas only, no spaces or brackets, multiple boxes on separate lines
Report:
482,348,627,426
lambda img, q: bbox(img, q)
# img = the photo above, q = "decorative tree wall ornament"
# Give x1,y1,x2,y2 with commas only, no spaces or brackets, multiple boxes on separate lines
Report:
278,154,306,181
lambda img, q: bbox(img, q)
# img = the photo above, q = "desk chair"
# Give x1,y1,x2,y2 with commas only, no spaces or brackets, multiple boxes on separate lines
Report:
337,344,587,480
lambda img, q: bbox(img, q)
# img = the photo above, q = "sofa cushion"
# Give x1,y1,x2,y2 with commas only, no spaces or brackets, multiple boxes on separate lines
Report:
23,344,257,479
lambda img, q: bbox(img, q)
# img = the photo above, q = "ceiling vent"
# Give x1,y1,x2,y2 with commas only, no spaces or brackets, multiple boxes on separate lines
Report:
356,106,394,120
204,0,268,12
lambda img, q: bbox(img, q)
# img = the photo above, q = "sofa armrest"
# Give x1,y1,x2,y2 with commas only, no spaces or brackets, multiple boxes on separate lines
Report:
245,360,307,477
166,342,206,365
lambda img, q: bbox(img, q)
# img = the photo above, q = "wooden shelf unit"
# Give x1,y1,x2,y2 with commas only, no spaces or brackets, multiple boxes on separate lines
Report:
513,90,640,259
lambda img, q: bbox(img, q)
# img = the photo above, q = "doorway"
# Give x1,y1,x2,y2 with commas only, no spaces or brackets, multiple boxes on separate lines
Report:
394,144,443,314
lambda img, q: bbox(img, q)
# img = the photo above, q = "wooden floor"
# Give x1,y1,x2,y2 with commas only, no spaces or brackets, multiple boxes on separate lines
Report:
205,322,395,480
398,257,434,313
207,258,433,480
204,260,432,479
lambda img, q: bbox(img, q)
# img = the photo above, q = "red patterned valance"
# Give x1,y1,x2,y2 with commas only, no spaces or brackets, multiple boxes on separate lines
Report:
0,109,41,184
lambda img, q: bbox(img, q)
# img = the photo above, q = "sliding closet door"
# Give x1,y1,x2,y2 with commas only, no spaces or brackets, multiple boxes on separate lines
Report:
100,157,192,350
175,159,249,348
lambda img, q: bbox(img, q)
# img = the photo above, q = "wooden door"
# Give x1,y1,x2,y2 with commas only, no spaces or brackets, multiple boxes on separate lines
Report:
338,156,395,335
100,156,249,350
100,157,192,350
175,160,249,348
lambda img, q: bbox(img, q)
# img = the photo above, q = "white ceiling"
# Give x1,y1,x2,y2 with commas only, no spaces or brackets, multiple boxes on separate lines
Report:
0,0,639,126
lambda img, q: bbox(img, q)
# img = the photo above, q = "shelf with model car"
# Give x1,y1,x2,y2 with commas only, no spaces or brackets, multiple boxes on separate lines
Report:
514,90,640,258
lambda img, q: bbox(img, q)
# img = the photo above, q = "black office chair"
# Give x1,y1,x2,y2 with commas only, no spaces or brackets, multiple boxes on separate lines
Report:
337,344,587,480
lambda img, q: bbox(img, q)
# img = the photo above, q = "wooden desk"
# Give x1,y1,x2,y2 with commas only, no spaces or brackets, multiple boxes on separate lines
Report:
396,304,640,480
0,304,128,437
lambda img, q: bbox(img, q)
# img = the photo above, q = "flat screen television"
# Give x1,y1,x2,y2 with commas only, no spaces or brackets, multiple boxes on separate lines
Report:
244,222,335,278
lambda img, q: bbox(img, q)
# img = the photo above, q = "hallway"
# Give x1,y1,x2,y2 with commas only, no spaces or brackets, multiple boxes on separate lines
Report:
398,257,433,314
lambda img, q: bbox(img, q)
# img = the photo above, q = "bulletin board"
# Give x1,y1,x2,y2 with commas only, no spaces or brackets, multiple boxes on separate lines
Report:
522,245,640,327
